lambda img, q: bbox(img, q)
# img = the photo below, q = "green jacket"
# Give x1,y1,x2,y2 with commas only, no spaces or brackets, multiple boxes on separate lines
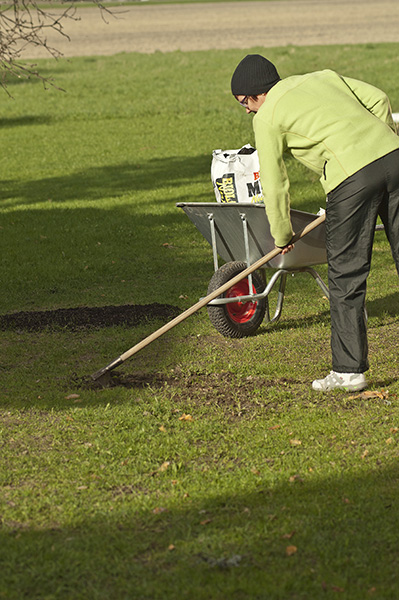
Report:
253,69,399,247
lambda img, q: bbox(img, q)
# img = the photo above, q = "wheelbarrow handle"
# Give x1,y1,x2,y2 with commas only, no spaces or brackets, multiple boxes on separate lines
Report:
91,213,326,381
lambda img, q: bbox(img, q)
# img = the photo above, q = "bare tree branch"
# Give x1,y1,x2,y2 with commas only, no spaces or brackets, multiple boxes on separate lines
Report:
0,0,111,92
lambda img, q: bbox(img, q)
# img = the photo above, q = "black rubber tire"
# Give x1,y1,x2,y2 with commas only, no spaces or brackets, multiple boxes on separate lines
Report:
207,261,267,338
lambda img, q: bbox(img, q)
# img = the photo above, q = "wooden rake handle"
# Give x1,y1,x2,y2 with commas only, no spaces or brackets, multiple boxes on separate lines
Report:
91,212,326,380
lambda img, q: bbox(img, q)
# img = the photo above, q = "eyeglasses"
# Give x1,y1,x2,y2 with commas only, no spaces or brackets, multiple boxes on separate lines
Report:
237,95,249,107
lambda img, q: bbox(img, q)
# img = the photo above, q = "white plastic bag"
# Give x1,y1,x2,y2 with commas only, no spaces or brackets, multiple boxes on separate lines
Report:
211,144,264,204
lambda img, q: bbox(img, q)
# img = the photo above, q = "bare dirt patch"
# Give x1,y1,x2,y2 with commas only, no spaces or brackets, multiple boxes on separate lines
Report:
0,303,179,332
19,0,399,59
76,367,376,418
78,367,301,413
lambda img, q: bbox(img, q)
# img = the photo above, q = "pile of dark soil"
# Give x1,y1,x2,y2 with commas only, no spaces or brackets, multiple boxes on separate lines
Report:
0,303,180,332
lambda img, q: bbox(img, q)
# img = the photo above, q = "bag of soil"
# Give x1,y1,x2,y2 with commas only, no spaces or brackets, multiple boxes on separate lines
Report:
211,144,264,204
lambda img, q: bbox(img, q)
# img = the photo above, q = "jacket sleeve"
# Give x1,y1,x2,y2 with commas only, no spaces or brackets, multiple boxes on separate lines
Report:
253,115,294,247
341,76,396,133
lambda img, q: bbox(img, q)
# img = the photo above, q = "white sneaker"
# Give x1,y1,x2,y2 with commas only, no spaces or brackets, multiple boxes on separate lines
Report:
312,371,367,392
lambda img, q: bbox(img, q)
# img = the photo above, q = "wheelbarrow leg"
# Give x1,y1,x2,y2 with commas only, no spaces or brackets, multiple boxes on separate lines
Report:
300,267,330,299
264,267,329,326
248,265,330,328
263,270,288,326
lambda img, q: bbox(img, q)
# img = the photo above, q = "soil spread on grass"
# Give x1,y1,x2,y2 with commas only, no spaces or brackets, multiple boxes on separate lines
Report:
0,303,180,332
78,367,303,412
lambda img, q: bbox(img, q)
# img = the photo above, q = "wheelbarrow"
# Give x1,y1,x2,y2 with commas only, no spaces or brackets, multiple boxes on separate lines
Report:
177,202,329,338
91,200,384,384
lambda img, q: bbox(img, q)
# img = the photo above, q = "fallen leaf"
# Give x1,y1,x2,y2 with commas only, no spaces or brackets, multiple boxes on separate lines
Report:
65,394,80,400
390,427,398,434
168,544,176,551
386,437,393,445
269,425,281,430
282,531,295,539
290,439,302,446
158,425,167,432
179,413,194,421
152,506,168,514
348,390,389,400
361,449,369,459
285,545,297,556
200,518,212,525
158,461,170,472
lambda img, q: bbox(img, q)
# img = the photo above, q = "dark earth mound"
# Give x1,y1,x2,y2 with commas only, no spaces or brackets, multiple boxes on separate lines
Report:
0,303,180,332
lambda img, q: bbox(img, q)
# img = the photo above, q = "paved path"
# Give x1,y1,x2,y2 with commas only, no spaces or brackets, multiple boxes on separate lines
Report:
20,0,399,58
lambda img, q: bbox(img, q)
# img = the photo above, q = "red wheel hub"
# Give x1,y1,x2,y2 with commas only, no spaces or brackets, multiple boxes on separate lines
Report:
225,279,257,323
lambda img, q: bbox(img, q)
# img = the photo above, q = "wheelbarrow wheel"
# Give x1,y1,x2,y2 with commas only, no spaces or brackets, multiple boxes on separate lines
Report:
207,261,267,338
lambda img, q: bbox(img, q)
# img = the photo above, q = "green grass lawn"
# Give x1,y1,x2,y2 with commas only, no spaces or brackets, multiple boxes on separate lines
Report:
1,43,399,599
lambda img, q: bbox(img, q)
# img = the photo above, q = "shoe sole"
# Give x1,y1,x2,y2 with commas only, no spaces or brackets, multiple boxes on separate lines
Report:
312,383,367,392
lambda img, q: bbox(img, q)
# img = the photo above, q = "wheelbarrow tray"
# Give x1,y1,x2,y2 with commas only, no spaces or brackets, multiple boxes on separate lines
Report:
176,202,326,269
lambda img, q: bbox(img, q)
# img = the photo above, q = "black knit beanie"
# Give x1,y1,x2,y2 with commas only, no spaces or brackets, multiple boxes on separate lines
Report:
231,54,280,96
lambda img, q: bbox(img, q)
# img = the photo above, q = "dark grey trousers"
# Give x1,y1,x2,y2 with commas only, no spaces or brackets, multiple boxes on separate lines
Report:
326,149,399,373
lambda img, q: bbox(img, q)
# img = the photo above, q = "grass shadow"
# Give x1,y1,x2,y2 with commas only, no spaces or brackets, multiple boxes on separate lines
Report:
0,155,212,208
0,116,53,128
367,292,399,318
1,463,399,599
